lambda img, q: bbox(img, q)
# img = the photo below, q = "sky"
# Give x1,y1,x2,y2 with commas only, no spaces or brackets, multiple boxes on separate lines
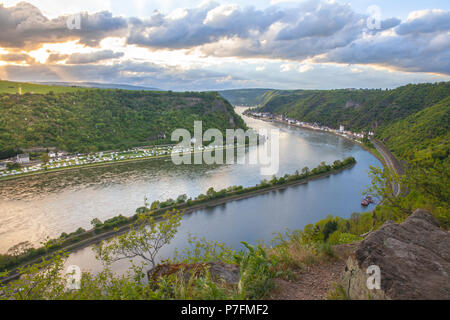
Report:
0,0,449,90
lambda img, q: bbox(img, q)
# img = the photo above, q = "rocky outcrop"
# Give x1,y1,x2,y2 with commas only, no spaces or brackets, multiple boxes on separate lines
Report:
341,209,450,300
148,262,240,285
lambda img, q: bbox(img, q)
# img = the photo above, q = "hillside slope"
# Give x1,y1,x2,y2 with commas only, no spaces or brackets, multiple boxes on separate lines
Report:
378,96,450,162
257,82,450,132
0,89,246,158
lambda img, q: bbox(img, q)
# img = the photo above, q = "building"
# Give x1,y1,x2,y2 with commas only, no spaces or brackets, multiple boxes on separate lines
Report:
0,162,6,170
48,151,56,158
340,125,345,133
16,154,30,164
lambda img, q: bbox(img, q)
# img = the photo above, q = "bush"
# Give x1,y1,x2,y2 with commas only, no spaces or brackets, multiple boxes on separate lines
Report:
235,242,280,299
322,220,338,241
327,231,362,245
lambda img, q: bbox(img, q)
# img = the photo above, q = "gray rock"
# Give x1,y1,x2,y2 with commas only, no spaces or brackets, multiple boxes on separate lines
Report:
341,209,450,300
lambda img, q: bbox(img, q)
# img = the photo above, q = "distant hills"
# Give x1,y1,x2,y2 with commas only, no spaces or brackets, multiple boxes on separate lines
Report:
218,89,272,106
37,82,162,91
0,80,161,95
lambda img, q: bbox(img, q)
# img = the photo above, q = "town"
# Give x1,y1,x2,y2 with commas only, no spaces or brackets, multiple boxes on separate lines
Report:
0,143,241,180
246,110,374,143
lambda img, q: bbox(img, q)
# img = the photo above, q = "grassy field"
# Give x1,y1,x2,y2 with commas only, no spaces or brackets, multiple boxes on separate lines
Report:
0,80,88,94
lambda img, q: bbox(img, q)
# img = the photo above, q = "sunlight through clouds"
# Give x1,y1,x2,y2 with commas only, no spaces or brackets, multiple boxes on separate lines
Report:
0,0,449,89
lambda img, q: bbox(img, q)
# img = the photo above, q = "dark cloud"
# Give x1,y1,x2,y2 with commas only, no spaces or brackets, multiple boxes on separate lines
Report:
0,2,127,49
318,31,450,75
316,9,450,75
66,50,124,64
275,2,358,40
46,53,69,63
0,53,35,64
127,3,284,49
396,10,450,35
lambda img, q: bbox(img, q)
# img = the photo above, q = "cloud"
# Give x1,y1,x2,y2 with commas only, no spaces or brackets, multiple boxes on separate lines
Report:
0,2,127,49
396,10,450,35
46,53,70,63
65,50,124,64
0,53,35,64
0,60,246,90
127,1,368,62
1,1,449,79
318,9,450,75
127,3,285,49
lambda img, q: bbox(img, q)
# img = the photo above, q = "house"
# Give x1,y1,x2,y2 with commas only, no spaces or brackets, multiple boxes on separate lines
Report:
0,162,6,170
16,154,30,164
340,125,345,133
48,151,56,158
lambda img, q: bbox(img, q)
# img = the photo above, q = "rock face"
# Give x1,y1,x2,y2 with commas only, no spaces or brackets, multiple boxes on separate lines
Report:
341,209,450,300
148,262,240,285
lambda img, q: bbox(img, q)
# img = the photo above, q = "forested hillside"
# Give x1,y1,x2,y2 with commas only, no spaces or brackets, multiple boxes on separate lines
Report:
256,82,450,132
0,89,246,158
377,96,449,163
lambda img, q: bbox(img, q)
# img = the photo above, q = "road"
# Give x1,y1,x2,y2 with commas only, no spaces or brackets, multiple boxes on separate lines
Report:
371,139,403,197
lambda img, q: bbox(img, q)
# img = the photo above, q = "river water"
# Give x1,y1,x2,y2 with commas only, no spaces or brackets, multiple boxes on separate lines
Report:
0,108,381,273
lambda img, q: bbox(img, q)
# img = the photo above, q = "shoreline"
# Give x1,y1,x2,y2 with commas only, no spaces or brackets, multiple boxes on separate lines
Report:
247,115,387,167
0,144,246,183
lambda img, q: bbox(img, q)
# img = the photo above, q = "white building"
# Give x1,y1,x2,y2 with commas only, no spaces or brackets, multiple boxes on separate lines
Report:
340,125,345,133
16,154,30,164
48,151,56,158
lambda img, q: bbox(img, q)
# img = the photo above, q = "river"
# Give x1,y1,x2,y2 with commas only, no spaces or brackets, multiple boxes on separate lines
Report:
0,108,381,273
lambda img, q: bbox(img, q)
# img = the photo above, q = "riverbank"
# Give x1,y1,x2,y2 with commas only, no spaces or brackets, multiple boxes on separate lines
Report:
246,114,388,168
0,157,357,281
0,144,246,183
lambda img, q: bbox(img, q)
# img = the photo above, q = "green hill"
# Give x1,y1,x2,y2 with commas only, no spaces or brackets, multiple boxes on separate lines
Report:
0,89,247,158
256,82,450,132
377,96,450,162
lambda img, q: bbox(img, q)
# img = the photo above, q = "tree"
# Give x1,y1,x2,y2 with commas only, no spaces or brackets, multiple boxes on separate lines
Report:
206,187,216,199
90,218,103,228
94,210,182,270
301,167,310,175
40,153,50,164
176,194,187,204
7,241,32,257
6,162,20,171
322,220,338,241
366,166,406,212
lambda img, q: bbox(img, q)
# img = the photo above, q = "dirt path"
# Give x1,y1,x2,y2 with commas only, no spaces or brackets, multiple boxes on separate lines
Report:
269,244,356,300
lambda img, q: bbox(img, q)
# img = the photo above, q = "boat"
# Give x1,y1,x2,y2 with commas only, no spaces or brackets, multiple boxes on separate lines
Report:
361,195,374,206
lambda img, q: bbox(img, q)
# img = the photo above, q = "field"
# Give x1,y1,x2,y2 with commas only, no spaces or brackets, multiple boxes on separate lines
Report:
0,80,88,94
